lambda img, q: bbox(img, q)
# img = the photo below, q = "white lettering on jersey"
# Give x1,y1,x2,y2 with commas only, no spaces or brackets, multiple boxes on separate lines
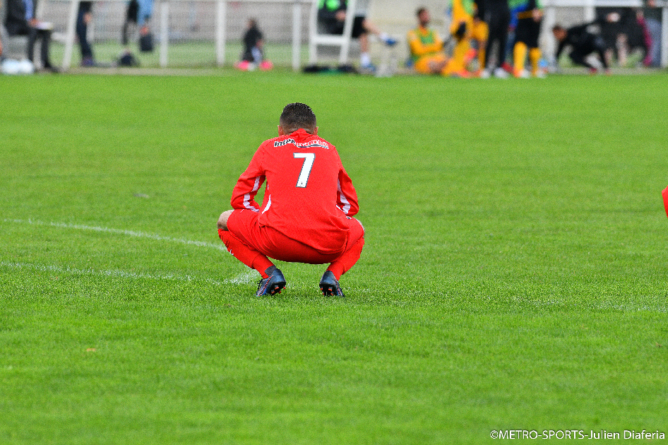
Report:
274,138,329,149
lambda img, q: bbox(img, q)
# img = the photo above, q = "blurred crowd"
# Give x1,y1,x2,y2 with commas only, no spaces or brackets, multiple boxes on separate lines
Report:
321,0,665,77
1,0,664,75
0,0,154,72
242,0,664,76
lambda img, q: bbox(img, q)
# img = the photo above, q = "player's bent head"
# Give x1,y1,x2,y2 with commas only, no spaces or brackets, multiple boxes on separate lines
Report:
279,103,317,135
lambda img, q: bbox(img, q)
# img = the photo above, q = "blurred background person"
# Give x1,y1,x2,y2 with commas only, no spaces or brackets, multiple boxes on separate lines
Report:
479,0,511,78
122,0,138,45
77,1,94,66
4,0,56,71
511,0,543,77
471,0,488,75
448,0,488,76
0,0,3,59
318,0,397,72
596,8,647,66
122,0,152,48
552,21,609,74
642,0,661,67
407,7,457,76
236,18,273,71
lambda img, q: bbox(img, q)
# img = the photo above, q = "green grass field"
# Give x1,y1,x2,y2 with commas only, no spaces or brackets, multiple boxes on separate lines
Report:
1,72,667,444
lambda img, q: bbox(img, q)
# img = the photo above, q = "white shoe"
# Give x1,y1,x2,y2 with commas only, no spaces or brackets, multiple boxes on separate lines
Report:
479,69,491,79
534,70,547,78
515,69,531,79
493,67,509,79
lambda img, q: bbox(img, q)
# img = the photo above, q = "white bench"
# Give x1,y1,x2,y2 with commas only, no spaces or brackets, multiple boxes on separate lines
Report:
308,0,357,65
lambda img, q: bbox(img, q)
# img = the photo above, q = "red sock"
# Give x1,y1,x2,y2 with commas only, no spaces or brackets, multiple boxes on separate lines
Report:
327,236,364,280
218,229,274,278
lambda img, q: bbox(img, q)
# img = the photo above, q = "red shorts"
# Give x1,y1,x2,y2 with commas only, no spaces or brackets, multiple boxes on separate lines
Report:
227,209,364,264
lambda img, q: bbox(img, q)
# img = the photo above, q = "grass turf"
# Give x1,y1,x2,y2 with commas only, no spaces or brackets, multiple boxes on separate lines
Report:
1,72,667,444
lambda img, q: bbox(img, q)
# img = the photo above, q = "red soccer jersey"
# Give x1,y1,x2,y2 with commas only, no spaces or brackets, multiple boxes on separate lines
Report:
230,129,359,255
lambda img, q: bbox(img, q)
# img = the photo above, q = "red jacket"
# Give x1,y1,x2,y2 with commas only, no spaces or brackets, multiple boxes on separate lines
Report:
231,129,359,255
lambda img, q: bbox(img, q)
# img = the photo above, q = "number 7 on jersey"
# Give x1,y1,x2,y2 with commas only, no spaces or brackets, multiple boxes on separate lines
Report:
293,153,315,188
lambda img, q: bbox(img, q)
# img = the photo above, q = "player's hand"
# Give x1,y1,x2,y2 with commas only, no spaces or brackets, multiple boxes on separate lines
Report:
454,22,467,39
606,12,620,22
532,9,543,21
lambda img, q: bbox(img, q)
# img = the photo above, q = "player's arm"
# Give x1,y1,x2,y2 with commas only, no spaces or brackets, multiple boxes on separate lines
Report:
450,0,471,35
337,167,359,217
230,147,266,212
408,31,443,57
474,0,485,23
511,0,528,22
555,39,566,61
256,30,264,49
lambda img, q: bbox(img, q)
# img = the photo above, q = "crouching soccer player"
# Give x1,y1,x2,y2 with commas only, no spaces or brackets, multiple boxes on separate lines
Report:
552,22,610,74
217,103,365,297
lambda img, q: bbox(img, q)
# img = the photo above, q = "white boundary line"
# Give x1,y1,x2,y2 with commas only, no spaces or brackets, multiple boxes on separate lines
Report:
2,218,226,251
0,261,258,286
0,218,259,285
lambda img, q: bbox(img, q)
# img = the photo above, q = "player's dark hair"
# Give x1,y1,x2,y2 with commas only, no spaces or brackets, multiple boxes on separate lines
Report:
279,103,317,133
552,24,564,32
416,7,427,17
